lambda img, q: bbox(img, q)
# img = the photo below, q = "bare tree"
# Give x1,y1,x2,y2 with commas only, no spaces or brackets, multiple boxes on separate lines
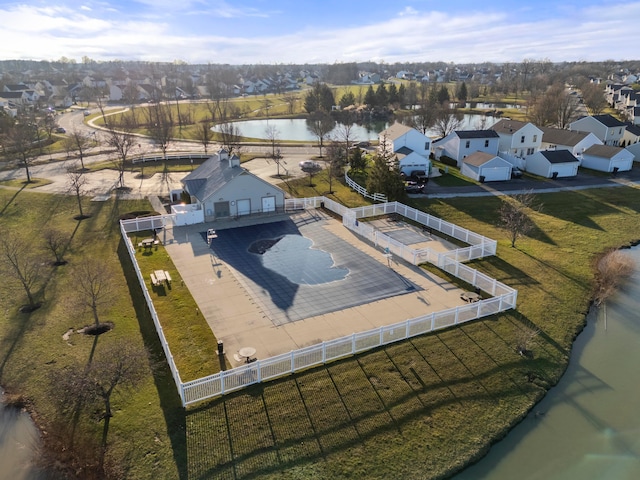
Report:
3,120,38,182
67,167,89,219
218,121,242,155
325,141,346,194
581,82,607,114
593,249,635,329
515,324,541,357
499,190,541,247
300,161,322,186
282,92,298,115
74,258,116,330
334,118,357,162
306,111,335,157
43,228,71,266
148,102,174,164
432,106,464,138
63,130,93,170
196,120,214,154
105,118,137,189
53,340,152,470
264,124,281,159
0,233,45,311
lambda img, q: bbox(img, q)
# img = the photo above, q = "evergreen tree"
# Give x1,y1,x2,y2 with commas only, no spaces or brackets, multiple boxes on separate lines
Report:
397,83,406,107
349,146,367,172
339,91,356,109
366,152,406,201
375,84,389,107
456,82,468,105
437,85,450,105
388,83,399,106
364,85,376,107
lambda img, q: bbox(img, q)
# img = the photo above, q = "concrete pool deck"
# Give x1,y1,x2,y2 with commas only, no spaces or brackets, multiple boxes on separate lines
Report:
160,210,473,368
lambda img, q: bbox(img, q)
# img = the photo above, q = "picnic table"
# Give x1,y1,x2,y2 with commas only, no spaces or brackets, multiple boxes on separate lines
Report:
150,270,172,287
460,291,481,303
139,238,160,250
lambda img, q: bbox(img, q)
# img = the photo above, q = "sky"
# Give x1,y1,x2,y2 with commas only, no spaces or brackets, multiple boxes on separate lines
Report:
0,0,638,65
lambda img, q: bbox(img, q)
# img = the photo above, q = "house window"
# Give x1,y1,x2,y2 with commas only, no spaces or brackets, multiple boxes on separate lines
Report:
425,142,429,150
533,134,537,142
484,140,489,147
465,140,470,148
527,147,535,155
520,135,525,143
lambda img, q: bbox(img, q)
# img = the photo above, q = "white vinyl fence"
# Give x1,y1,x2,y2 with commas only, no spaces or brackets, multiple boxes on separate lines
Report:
344,171,388,203
120,198,516,407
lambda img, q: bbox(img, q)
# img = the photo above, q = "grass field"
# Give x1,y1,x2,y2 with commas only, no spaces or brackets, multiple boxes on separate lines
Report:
1,173,639,478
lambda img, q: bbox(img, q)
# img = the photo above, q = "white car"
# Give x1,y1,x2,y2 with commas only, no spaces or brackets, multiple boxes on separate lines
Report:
299,160,321,170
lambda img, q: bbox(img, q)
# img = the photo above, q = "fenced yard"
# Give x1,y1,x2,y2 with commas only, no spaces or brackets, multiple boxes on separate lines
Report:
121,199,517,407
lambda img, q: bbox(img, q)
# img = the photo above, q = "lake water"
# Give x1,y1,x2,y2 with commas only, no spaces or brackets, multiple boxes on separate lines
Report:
212,115,497,142
0,392,47,480
455,246,640,480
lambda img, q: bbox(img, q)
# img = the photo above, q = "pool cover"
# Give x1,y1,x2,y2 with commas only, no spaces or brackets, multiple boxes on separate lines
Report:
206,216,420,325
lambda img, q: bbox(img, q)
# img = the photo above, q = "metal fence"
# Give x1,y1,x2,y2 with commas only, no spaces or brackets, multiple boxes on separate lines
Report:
120,198,516,407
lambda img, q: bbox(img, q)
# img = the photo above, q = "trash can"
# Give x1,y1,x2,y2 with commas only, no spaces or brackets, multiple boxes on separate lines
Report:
217,341,224,355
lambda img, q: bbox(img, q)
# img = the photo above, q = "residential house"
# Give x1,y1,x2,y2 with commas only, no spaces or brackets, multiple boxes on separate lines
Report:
489,119,543,167
580,144,634,173
626,141,640,162
622,123,640,147
569,114,626,146
431,130,500,167
540,127,602,156
378,123,431,158
526,150,580,178
180,150,285,223
628,106,640,126
460,152,512,182
395,148,431,177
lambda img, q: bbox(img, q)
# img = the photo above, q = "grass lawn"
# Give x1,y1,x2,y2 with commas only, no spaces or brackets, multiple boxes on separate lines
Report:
2,175,640,478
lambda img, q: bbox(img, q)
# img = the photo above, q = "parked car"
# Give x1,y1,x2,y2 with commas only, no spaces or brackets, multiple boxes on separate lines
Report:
511,167,523,178
83,109,91,116
405,181,425,194
299,160,321,170
55,127,66,133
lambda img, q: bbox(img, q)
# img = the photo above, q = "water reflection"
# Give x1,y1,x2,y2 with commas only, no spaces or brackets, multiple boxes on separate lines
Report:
0,394,47,480
455,247,640,480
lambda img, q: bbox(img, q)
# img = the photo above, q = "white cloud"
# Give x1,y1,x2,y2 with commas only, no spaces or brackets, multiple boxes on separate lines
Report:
0,1,638,63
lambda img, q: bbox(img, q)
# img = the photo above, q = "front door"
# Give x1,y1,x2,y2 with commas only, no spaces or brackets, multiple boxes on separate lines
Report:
261,196,276,213
214,201,230,218
237,199,251,216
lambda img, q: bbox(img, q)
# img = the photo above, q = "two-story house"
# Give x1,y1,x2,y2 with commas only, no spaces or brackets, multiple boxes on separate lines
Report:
489,119,543,168
540,127,603,156
569,114,626,146
432,130,500,167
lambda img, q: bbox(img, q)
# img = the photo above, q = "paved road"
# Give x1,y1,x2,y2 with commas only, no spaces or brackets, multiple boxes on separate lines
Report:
2,108,639,199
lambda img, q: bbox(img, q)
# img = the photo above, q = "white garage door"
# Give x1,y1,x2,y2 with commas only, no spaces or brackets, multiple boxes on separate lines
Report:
237,199,251,216
262,196,276,213
480,167,511,182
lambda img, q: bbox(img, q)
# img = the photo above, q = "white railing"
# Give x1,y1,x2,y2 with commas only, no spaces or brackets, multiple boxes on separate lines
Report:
119,222,186,405
120,199,516,407
182,291,516,405
344,171,388,203
131,153,211,164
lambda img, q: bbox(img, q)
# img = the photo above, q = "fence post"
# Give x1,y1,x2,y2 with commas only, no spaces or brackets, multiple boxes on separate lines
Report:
291,351,295,371
220,372,225,395
352,333,356,353
455,307,459,324
379,326,384,346
322,342,326,363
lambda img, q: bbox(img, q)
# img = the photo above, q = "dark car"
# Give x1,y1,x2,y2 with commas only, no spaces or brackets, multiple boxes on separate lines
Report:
55,127,66,133
511,167,523,178
405,181,425,194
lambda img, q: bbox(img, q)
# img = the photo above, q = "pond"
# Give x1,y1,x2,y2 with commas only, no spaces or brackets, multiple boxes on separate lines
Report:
212,115,498,142
0,392,48,480
455,246,640,479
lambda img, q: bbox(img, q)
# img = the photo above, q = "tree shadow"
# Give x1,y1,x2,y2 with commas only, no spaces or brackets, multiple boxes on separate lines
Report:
117,239,187,480
0,183,27,216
